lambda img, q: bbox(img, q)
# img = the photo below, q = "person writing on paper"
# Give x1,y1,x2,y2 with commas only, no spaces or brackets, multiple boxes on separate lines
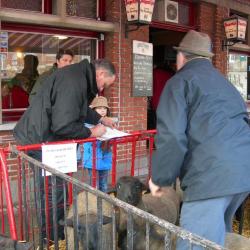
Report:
13,58,116,242
78,96,112,193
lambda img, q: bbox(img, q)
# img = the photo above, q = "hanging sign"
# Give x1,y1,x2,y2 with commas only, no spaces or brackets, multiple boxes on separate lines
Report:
125,0,155,23
224,16,247,41
132,40,153,96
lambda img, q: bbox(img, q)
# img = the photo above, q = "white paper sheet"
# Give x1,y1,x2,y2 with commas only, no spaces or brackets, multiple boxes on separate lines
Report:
85,123,130,141
97,127,130,141
42,143,77,176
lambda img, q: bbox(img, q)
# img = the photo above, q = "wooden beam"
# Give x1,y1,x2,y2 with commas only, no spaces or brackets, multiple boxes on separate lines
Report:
0,8,115,33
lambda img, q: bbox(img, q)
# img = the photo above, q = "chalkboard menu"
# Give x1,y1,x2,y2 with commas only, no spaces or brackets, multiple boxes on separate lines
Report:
132,40,153,97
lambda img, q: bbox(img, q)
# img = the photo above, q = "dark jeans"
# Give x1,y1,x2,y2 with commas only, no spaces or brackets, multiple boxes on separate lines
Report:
28,150,66,241
87,169,109,193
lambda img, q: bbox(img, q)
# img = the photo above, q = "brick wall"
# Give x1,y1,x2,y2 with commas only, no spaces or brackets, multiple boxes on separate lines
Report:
0,131,18,181
104,0,149,133
197,1,229,75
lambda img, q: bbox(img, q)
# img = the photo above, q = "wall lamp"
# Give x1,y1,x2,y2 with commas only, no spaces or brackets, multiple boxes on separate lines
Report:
124,0,156,38
222,15,247,51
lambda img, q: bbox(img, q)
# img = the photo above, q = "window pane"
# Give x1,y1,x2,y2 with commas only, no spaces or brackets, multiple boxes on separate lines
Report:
178,3,190,26
228,53,248,100
1,0,42,12
66,0,97,19
1,31,97,123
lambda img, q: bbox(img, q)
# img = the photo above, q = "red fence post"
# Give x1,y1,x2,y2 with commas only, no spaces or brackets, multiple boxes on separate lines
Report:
111,142,117,187
17,156,23,240
0,162,4,234
92,141,97,188
68,173,73,205
0,149,18,240
130,136,137,177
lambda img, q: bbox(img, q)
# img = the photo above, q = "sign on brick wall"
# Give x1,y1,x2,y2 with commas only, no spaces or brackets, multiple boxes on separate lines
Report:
132,40,153,96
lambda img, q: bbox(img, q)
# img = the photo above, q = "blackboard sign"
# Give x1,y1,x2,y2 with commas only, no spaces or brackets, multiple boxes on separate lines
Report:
132,40,153,97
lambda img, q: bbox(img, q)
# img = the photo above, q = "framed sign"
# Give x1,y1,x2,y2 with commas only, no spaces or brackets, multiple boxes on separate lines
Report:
132,40,153,96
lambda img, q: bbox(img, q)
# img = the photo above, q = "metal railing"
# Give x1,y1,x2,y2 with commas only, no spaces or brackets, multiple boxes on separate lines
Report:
0,132,227,250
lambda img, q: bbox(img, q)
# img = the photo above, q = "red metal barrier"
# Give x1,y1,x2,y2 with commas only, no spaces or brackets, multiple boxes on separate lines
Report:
0,129,156,241
0,149,18,240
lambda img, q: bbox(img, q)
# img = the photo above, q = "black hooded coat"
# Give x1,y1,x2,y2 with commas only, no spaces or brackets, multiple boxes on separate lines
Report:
13,59,101,145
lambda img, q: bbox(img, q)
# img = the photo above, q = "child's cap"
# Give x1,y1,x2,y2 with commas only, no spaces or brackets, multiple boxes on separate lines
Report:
90,96,109,109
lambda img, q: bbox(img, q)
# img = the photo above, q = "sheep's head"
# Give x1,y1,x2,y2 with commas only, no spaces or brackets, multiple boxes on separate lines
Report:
116,176,145,206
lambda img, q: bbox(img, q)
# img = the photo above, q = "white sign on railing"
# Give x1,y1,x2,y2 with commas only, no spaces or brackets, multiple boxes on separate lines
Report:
42,143,77,176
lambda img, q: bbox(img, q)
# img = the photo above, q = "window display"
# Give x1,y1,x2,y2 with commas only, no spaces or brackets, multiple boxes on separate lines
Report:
0,31,97,123
228,53,248,100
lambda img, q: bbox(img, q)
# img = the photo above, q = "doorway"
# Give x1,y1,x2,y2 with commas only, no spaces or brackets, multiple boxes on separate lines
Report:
148,28,185,130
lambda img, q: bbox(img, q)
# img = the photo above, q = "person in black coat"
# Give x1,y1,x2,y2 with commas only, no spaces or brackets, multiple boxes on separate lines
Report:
13,58,116,243
14,58,116,144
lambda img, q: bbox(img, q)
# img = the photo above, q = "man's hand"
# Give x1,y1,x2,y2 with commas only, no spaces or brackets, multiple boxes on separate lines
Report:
90,124,106,137
149,178,163,197
100,116,117,129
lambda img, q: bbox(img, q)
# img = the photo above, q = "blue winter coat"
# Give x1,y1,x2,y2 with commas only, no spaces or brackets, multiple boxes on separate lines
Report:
152,58,250,202
77,141,112,170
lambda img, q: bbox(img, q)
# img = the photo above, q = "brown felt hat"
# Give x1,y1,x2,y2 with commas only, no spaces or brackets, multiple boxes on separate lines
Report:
90,96,109,109
174,30,214,58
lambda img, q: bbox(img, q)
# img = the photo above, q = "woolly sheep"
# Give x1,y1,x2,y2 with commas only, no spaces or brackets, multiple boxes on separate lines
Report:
65,213,112,250
0,234,33,250
115,176,149,233
142,186,180,225
225,232,250,250
115,176,180,248
65,191,115,250
115,176,180,228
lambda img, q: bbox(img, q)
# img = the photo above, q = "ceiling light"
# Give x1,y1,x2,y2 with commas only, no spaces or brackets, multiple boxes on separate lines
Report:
53,35,68,40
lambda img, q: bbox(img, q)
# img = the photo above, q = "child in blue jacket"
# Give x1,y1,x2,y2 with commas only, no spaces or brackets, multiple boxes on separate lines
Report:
77,96,112,192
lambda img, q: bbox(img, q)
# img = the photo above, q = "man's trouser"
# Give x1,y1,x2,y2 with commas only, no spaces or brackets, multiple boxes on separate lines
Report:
28,150,66,241
176,192,249,250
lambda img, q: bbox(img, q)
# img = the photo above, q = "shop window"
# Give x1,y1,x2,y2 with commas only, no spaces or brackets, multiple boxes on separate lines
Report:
0,31,97,123
228,53,248,100
1,0,42,12
66,0,97,19
1,0,99,19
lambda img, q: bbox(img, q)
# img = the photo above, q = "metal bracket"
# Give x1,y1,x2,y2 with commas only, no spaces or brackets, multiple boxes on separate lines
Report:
125,23,145,38
222,40,236,51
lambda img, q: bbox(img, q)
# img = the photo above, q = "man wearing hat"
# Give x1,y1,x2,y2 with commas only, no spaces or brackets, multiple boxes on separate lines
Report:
149,30,250,248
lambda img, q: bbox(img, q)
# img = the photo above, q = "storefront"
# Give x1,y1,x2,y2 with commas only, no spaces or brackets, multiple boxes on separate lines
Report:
0,0,114,129
0,0,249,134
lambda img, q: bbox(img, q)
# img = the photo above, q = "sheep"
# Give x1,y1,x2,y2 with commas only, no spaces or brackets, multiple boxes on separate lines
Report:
118,223,163,250
65,191,115,250
65,176,181,250
115,176,149,233
65,213,112,250
115,176,180,249
115,176,180,226
225,232,250,250
142,186,180,225
0,234,33,250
